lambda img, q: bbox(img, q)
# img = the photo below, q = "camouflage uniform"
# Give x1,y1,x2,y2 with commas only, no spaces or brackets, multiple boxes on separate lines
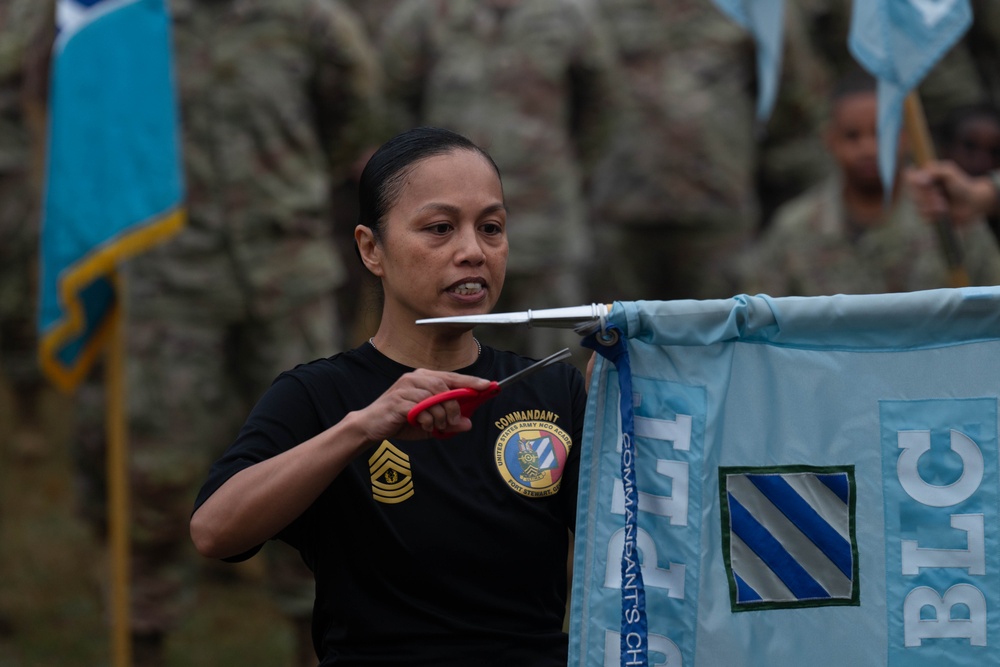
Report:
0,0,51,456
738,175,1000,296
967,0,1000,109
329,1,401,349
341,0,401,40
380,0,619,363
588,0,831,304
73,0,383,661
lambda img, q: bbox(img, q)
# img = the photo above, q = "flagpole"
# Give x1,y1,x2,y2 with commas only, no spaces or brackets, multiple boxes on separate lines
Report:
902,91,970,288
105,294,132,667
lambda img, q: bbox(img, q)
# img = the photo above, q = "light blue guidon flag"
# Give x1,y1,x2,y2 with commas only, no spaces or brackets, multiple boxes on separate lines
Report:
711,0,786,124
38,0,185,391
570,288,1000,666
848,0,972,193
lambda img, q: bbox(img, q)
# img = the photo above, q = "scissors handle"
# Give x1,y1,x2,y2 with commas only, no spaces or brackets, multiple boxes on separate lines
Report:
404,347,569,438
406,381,501,438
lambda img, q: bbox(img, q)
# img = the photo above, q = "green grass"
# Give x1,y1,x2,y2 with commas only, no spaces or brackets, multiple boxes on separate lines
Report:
0,383,300,666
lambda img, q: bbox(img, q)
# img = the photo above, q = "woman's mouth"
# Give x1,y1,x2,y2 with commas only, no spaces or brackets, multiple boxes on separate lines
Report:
449,282,484,296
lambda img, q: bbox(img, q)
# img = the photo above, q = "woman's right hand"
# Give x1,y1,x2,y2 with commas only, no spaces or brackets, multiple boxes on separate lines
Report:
357,369,494,442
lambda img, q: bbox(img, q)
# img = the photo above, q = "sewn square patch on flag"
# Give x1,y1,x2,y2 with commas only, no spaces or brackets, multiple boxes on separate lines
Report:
719,465,859,611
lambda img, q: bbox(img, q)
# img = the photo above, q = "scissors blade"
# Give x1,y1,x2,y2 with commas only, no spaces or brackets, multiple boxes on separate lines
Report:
496,347,573,389
415,303,611,329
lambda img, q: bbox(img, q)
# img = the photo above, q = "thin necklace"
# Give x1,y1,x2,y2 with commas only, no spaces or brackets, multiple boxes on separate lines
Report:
369,337,482,357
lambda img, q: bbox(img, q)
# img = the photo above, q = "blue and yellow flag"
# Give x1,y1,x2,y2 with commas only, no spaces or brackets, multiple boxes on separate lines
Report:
572,288,1000,666
38,0,184,391
848,0,972,192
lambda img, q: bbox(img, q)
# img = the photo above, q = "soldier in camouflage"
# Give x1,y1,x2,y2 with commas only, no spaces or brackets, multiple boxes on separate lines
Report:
380,0,620,365
323,1,402,349
588,0,831,304
739,74,1000,297
71,1,384,665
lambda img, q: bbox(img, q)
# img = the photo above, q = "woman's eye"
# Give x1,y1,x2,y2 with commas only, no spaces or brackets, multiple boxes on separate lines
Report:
482,222,504,235
429,223,452,234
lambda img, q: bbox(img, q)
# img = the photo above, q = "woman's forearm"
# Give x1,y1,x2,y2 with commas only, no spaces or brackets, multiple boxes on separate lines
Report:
189,410,372,559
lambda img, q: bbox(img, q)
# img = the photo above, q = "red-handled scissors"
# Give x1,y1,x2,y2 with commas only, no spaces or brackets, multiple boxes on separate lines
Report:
406,347,572,438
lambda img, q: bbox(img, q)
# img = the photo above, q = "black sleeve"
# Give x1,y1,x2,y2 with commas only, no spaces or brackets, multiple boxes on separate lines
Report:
192,372,327,559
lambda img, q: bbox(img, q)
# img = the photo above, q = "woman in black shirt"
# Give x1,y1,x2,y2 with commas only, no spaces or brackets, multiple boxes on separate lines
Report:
191,127,586,666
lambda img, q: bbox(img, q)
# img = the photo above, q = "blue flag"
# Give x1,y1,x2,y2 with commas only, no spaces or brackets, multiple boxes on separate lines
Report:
711,0,785,123
38,0,185,391
848,0,972,192
570,289,1000,666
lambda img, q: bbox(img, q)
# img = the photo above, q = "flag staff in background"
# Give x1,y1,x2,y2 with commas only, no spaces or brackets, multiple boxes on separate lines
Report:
37,1,185,665
848,0,974,286
903,92,970,287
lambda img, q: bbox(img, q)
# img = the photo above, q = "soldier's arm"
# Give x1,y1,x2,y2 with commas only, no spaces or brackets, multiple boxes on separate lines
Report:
191,368,493,559
906,161,1000,224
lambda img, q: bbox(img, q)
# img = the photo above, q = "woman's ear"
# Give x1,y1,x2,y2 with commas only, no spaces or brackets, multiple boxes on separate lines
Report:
354,224,384,277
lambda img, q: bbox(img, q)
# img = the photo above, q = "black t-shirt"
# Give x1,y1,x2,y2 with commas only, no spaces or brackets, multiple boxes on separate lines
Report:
194,344,586,666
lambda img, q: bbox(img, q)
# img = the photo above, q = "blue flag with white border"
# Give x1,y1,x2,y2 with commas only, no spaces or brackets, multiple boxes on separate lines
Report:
570,288,1000,666
848,0,972,192
711,0,785,123
38,0,184,391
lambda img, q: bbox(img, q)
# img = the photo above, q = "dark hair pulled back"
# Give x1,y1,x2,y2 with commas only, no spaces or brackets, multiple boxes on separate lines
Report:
357,127,502,242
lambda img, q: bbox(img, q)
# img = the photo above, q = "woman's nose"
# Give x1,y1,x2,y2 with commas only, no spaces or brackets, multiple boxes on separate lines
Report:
455,226,486,264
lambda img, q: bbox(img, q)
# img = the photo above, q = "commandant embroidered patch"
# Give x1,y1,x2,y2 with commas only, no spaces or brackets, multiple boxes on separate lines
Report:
494,419,572,498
